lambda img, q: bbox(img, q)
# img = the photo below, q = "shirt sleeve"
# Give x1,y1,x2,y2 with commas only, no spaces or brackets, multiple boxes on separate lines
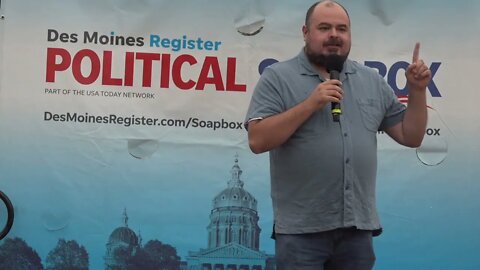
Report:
378,74,406,131
244,66,285,130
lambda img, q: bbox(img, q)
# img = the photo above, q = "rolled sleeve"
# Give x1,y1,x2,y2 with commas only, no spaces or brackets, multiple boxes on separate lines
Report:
244,67,285,130
378,75,406,130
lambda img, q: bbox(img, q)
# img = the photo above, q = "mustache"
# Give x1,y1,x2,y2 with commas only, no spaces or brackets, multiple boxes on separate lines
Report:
324,38,343,46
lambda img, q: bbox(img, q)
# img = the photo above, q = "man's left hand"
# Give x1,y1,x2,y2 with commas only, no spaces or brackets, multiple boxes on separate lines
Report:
406,42,432,91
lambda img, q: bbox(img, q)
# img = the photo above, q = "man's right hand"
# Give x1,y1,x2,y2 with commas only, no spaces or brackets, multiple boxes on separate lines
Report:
248,79,343,154
305,79,343,111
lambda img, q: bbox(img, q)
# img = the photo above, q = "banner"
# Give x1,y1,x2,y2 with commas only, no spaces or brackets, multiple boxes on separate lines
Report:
0,0,479,269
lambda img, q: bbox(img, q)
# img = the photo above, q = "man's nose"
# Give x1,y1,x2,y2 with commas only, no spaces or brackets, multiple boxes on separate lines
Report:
329,28,338,37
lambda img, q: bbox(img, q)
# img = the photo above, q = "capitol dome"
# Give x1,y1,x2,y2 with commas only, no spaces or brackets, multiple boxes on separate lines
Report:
107,226,139,246
104,209,141,270
207,155,261,250
212,156,257,210
213,186,257,209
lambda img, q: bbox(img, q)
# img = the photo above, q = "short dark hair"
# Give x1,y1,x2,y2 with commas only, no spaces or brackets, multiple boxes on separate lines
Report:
305,1,350,27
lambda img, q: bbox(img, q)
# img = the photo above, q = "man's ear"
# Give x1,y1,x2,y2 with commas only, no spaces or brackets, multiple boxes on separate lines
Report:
302,25,308,41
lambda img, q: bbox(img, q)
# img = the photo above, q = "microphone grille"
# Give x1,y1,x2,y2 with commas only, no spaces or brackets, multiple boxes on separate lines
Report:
325,54,345,73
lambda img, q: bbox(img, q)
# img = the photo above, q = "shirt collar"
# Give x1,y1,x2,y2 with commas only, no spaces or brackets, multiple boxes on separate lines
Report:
297,48,356,77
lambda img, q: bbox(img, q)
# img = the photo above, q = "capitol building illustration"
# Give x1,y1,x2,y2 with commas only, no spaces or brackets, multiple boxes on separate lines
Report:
186,155,275,270
104,209,142,269
103,155,275,270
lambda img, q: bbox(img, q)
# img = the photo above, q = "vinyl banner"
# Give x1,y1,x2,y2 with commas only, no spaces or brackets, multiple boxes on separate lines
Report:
0,0,479,269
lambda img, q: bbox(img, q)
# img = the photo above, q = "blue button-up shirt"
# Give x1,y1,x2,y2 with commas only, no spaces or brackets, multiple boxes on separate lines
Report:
245,49,405,234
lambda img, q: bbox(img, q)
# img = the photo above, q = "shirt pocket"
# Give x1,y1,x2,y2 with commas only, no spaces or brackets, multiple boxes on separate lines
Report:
357,98,384,132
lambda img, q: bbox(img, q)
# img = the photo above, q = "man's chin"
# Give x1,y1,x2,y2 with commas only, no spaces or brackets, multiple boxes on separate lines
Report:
306,52,347,67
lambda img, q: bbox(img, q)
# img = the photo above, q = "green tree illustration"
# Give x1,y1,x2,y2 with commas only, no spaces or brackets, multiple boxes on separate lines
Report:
0,237,44,270
128,240,180,270
45,239,89,270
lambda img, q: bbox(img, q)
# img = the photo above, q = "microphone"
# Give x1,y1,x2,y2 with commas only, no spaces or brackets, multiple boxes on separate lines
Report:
325,54,345,122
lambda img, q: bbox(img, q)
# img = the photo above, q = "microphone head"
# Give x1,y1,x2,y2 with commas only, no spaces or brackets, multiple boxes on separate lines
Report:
325,54,345,73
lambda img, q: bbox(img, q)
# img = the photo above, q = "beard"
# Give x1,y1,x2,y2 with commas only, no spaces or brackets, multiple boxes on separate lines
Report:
305,38,349,68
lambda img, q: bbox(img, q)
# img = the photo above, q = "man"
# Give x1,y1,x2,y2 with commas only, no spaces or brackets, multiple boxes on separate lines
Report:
244,1,431,269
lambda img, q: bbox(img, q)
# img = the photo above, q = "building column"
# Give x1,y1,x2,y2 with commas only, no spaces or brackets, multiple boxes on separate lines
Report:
226,264,237,270
214,264,225,270
239,265,249,270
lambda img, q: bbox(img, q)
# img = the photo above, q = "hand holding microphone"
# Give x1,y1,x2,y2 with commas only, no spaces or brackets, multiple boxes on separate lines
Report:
305,54,345,119
325,54,345,122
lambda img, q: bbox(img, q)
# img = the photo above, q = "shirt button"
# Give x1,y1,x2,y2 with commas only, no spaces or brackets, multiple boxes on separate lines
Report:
345,184,350,190
345,158,350,164
344,133,348,137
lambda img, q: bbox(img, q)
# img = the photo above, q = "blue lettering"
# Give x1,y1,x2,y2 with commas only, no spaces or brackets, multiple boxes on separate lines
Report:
187,40,196,49
149,34,222,52
387,61,410,96
364,61,387,77
150,35,160,47
161,38,170,48
427,62,441,97
365,60,442,97
258,58,279,75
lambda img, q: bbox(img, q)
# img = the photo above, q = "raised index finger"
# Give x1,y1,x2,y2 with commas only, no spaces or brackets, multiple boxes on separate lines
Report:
412,42,420,63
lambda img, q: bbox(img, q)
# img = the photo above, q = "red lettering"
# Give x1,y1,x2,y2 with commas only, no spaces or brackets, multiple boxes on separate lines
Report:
196,56,224,91
226,57,246,92
46,48,71,82
45,48,247,92
102,51,122,86
72,49,100,85
172,54,197,90
160,54,171,88
136,53,160,87
124,52,135,86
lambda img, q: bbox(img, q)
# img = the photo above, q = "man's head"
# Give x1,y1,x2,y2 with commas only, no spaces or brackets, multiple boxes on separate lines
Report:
303,1,351,69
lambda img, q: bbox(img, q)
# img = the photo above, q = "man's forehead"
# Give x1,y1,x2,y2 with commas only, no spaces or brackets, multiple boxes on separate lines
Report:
311,3,350,25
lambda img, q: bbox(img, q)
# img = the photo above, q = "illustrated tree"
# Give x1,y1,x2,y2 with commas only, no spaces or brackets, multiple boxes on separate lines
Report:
112,245,135,270
125,247,150,270
107,239,181,270
0,237,44,270
45,239,89,270
138,240,181,270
